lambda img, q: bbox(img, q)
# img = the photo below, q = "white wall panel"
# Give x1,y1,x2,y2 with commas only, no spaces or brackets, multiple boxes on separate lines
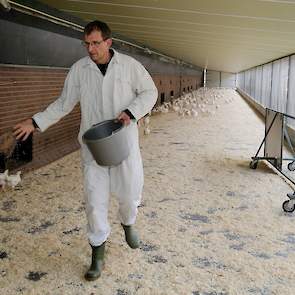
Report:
254,66,262,103
261,63,272,107
245,70,251,95
238,72,245,90
287,55,295,127
250,68,256,98
271,60,280,111
279,57,289,113
271,58,289,112
221,72,236,88
206,70,220,87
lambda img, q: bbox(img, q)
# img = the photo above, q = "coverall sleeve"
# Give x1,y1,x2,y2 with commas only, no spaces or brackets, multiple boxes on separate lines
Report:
126,61,158,121
32,65,80,132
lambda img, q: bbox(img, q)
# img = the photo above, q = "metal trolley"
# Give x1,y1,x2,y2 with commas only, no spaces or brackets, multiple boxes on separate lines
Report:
250,108,295,212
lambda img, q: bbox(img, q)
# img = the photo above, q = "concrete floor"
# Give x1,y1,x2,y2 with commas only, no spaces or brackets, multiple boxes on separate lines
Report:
1,89,295,295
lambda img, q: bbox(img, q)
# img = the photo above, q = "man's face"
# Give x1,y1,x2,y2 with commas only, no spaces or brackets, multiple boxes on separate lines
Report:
84,30,112,64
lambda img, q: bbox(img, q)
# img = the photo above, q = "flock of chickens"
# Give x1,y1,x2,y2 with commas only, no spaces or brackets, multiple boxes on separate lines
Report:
142,87,236,136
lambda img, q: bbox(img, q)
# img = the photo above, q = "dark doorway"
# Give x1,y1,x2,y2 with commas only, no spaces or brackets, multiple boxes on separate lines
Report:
160,92,165,104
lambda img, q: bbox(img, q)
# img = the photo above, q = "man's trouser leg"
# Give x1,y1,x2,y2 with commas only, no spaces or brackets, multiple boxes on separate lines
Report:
110,144,144,248
83,163,111,280
83,162,111,246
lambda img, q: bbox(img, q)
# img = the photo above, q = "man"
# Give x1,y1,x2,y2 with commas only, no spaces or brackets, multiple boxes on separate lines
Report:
13,20,158,281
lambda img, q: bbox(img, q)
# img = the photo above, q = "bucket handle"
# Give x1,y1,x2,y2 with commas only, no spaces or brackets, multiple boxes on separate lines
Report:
91,119,124,136
91,119,120,127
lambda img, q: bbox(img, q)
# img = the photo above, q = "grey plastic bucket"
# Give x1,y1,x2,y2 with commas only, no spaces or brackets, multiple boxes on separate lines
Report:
82,119,130,166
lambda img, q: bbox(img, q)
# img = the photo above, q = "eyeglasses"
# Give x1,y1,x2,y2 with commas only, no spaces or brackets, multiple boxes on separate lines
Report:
81,39,106,48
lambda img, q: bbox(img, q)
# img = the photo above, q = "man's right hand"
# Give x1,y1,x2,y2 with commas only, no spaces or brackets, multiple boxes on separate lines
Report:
13,118,36,141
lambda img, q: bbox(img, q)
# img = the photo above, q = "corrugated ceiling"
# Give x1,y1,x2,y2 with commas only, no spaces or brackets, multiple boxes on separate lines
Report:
38,0,295,73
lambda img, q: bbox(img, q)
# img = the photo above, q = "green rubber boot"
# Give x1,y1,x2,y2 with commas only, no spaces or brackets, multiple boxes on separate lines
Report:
84,242,105,281
122,224,140,249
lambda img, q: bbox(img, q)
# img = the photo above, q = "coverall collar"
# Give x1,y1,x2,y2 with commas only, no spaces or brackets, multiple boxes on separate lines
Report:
84,48,120,71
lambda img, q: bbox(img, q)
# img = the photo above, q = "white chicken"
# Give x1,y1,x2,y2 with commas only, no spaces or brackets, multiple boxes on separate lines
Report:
160,106,169,113
191,109,198,117
143,116,150,126
0,170,8,189
7,171,21,189
172,105,180,112
144,127,151,135
185,110,191,116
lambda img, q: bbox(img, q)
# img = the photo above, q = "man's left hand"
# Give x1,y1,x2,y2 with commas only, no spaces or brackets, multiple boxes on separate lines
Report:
117,111,131,126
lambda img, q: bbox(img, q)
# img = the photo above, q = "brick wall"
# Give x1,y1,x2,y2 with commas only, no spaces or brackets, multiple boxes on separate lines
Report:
0,65,80,172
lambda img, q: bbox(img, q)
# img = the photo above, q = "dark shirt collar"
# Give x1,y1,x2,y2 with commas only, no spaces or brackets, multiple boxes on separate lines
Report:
96,49,114,75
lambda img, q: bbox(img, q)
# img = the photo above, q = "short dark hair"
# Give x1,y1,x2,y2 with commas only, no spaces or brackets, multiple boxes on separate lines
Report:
84,20,112,39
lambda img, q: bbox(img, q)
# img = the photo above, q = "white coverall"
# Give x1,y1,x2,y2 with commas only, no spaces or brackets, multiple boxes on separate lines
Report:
33,50,158,246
